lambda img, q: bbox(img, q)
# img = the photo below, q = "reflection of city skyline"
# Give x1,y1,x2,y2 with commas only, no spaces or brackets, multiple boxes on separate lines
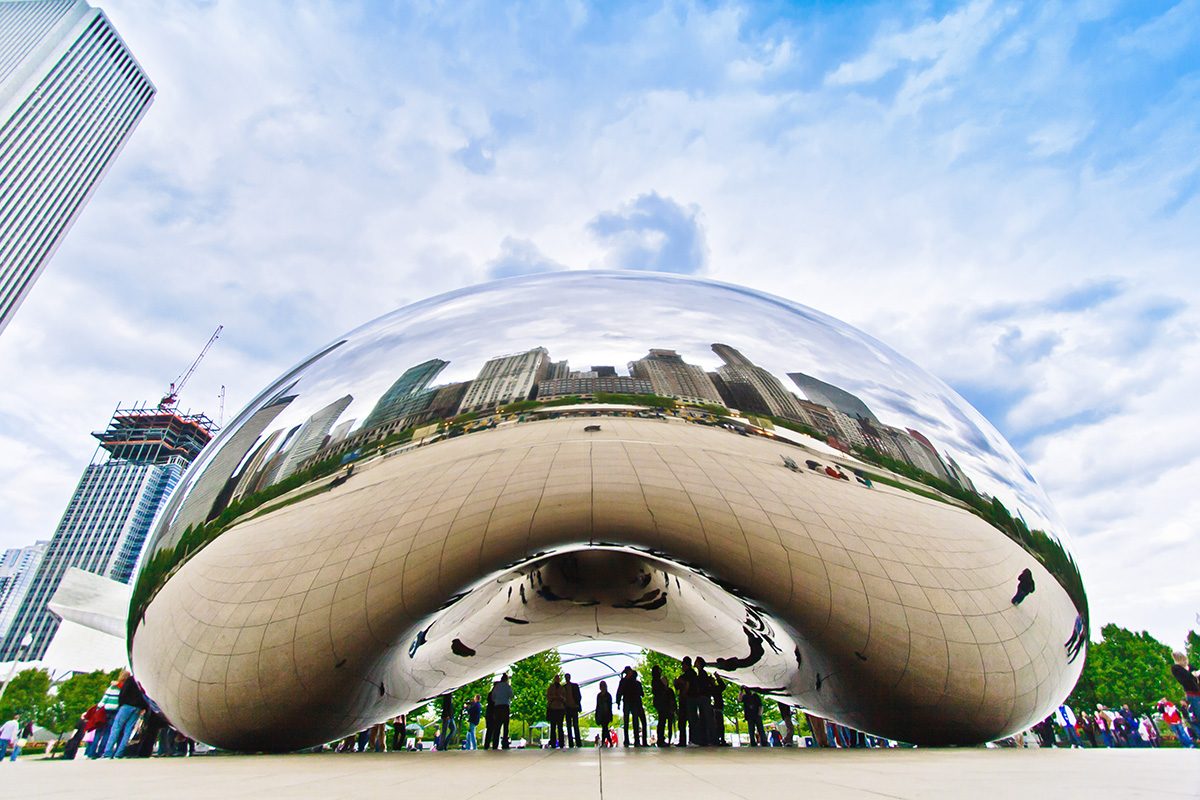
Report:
209,340,981,524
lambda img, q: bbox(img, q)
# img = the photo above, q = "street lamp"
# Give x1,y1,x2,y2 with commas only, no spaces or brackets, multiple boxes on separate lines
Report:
0,633,34,704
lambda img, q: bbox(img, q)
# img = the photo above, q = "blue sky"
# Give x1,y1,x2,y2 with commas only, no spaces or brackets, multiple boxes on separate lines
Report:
0,0,1197,648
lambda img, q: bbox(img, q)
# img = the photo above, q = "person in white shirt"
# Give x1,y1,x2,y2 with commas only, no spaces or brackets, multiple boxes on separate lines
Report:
0,717,19,760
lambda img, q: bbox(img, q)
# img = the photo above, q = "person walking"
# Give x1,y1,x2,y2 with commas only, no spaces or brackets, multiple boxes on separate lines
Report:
1055,704,1083,747
563,673,582,747
546,674,567,749
740,687,768,746
105,671,148,758
490,673,513,749
0,716,17,760
595,681,614,748
464,695,482,750
674,657,695,746
616,667,647,746
650,665,676,748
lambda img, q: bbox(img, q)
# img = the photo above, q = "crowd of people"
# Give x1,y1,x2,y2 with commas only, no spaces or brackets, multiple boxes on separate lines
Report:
1,649,1196,759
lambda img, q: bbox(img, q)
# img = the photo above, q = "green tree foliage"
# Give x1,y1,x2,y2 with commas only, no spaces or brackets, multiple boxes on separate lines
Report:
1186,630,1200,667
41,669,120,735
0,668,51,727
634,649,778,732
508,649,561,727
1067,624,1178,713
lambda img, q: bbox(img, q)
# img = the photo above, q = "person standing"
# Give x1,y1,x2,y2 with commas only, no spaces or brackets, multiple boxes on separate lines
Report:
464,695,482,750
105,671,148,758
709,672,727,745
1094,705,1115,747
563,673,582,748
778,702,795,746
546,674,567,749
1171,652,1200,725
674,657,695,746
595,681,614,748
740,687,767,746
650,665,676,748
0,716,17,760
392,715,408,752
1157,699,1195,748
482,686,497,750
616,667,647,746
88,675,122,758
692,658,714,746
491,673,514,749
437,694,457,750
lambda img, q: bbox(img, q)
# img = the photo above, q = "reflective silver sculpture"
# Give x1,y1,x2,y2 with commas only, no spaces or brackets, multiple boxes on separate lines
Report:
129,271,1086,750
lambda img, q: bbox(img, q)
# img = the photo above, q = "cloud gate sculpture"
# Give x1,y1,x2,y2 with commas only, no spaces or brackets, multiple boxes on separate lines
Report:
128,271,1086,750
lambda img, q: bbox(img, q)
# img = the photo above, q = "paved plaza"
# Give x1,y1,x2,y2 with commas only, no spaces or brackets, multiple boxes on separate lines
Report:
8,748,1199,799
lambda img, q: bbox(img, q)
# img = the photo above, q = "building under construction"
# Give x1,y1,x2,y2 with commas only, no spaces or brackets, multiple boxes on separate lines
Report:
0,404,216,661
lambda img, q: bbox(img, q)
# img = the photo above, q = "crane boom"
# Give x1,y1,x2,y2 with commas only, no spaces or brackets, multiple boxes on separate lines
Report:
159,325,223,409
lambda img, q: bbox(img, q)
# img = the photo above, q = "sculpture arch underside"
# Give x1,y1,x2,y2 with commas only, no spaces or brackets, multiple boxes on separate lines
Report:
131,417,1080,751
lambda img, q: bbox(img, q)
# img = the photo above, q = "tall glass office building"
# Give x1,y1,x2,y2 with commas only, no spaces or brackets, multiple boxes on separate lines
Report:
0,0,154,335
0,407,214,661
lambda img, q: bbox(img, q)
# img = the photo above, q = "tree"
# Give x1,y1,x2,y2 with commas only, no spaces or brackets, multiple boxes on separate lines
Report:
0,668,51,727
509,649,561,732
1067,624,1177,713
447,673,495,745
1186,630,1200,667
42,669,120,735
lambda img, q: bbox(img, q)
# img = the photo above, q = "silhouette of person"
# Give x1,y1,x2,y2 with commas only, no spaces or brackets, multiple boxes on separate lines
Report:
594,681,614,747
650,665,676,748
675,657,696,746
616,667,648,746
740,687,767,746
546,674,567,748
709,672,727,745
1011,568,1035,605
692,658,714,746
563,673,583,747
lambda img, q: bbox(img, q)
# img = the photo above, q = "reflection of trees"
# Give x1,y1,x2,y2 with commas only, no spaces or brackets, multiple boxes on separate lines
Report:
852,447,1088,625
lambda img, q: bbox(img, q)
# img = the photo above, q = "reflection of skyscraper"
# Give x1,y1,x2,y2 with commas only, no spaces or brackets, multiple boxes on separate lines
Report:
788,372,879,424
230,428,285,502
0,0,155,335
0,407,214,660
711,344,808,421
546,360,570,380
0,541,48,643
460,347,549,413
169,393,296,536
362,359,448,429
629,349,721,405
275,395,354,482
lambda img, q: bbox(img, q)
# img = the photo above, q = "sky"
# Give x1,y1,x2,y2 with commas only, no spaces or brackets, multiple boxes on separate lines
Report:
0,0,1197,655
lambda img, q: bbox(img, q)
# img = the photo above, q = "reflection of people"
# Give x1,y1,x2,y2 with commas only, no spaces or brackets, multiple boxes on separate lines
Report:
1064,615,1085,663
594,681,613,747
1011,568,1035,605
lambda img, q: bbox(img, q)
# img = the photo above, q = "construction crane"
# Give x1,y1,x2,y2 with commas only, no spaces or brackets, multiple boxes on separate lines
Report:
159,325,223,410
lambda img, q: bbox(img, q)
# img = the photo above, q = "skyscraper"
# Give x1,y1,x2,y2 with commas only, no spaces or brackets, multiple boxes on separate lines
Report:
0,406,214,660
273,394,354,482
628,349,721,405
0,0,154,335
361,359,448,430
788,372,880,423
711,343,809,422
0,540,48,642
459,347,549,413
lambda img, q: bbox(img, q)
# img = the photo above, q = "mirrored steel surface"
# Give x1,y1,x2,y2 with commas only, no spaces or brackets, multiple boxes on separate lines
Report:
129,271,1086,750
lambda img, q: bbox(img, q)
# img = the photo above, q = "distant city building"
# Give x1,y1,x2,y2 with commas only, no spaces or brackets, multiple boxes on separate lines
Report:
0,541,48,643
545,360,570,381
0,0,154,335
274,394,354,482
537,374,653,400
0,406,214,661
361,359,448,430
629,349,721,405
460,347,549,412
788,372,880,424
711,343,809,422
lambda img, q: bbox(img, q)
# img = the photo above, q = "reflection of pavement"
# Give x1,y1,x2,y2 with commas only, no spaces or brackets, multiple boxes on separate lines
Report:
8,749,1197,799
134,415,1080,750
